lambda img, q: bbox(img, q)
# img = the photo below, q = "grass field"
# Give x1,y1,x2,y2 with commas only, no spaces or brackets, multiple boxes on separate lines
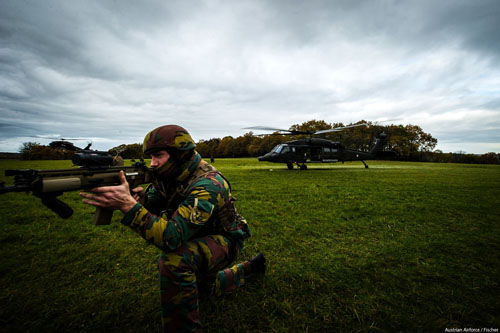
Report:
1,158,499,332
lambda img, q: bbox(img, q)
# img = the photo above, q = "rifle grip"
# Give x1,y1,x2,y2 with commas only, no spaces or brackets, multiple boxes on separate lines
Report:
93,207,114,225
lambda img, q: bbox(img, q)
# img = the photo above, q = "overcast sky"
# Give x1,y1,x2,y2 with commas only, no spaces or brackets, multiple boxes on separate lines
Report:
1,0,499,154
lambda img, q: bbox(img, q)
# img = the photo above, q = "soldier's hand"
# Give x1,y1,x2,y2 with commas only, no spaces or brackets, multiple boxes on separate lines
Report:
80,171,137,213
131,186,145,203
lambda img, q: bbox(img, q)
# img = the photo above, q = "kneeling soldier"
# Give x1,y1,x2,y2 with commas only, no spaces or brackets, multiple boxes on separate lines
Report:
81,125,265,332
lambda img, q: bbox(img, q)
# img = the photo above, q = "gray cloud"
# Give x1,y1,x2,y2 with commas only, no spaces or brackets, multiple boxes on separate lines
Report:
0,0,499,154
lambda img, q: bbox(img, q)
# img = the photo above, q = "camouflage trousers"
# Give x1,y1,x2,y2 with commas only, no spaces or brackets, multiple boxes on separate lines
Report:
158,234,246,332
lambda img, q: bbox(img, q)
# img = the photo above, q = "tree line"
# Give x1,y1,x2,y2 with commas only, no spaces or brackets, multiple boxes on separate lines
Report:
17,120,499,164
195,120,499,164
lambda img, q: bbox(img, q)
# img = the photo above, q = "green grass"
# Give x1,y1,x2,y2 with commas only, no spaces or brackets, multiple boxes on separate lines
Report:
1,159,499,332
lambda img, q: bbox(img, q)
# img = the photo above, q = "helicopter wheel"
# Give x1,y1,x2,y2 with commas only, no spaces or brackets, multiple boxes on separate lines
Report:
287,162,294,170
300,164,307,170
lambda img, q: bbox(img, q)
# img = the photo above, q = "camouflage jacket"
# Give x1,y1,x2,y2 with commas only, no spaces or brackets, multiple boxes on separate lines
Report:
120,152,251,252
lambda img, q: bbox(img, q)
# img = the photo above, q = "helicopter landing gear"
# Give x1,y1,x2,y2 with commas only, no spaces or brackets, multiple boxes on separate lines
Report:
300,163,308,170
362,160,369,169
287,162,294,170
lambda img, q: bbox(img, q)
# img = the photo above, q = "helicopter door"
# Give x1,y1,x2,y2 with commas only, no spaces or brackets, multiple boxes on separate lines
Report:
322,147,333,160
294,147,307,162
310,147,322,161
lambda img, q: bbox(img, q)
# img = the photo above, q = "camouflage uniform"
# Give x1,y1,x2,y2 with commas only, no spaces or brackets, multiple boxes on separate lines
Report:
120,148,251,332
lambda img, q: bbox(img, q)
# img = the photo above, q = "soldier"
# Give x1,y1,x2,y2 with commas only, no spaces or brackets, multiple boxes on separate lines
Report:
80,125,265,332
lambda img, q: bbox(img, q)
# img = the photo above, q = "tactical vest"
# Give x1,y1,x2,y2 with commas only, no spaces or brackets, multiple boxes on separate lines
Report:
164,160,239,235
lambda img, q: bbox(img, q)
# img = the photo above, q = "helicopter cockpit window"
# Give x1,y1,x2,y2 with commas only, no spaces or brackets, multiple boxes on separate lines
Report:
281,146,290,153
271,144,284,154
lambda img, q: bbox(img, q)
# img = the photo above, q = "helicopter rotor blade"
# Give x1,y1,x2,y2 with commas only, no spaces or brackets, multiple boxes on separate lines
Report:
30,135,88,140
315,124,367,134
243,126,292,133
244,127,299,135
245,123,367,136
373,118,402,124
243,126,315,135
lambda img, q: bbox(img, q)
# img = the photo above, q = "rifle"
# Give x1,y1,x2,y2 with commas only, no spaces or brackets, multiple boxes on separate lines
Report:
0,150,152,225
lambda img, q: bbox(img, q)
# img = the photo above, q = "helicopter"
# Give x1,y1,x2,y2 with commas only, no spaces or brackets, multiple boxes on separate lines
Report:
245,124,389,170
31,135,124,166
49,140,92,151
30,135,92,151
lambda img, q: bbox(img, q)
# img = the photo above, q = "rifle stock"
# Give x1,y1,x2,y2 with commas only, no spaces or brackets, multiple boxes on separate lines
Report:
1,162,152,225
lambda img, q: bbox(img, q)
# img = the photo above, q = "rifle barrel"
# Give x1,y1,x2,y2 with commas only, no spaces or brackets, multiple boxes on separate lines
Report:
0,184,32,194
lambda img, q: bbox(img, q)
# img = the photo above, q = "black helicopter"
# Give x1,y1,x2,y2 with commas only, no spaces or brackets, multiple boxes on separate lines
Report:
29,135,92,151
33,136,124,166
49,140,92,151
246,125,388,170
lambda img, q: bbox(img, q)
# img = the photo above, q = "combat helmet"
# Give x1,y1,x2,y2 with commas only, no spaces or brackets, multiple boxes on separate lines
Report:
143,125,195,155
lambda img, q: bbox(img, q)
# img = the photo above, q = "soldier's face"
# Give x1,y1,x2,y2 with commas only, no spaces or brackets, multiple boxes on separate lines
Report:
150,150,171,168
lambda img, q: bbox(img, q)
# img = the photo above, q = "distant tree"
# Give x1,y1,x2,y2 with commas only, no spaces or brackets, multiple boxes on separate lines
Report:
478,152,500,164
247,135,264,157
342,121,374,151
196,138,220,158
381,124,437,159
19,142,67,160
109,143,144,159
290,119,331,134
196,140,210,157
19,142,39,160
35,145,65,160
232,132,254,157
215,136,234,157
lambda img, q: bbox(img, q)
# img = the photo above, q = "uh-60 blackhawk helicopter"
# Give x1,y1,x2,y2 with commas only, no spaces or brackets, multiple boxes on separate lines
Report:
29,135,93,152
245,124,389,170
